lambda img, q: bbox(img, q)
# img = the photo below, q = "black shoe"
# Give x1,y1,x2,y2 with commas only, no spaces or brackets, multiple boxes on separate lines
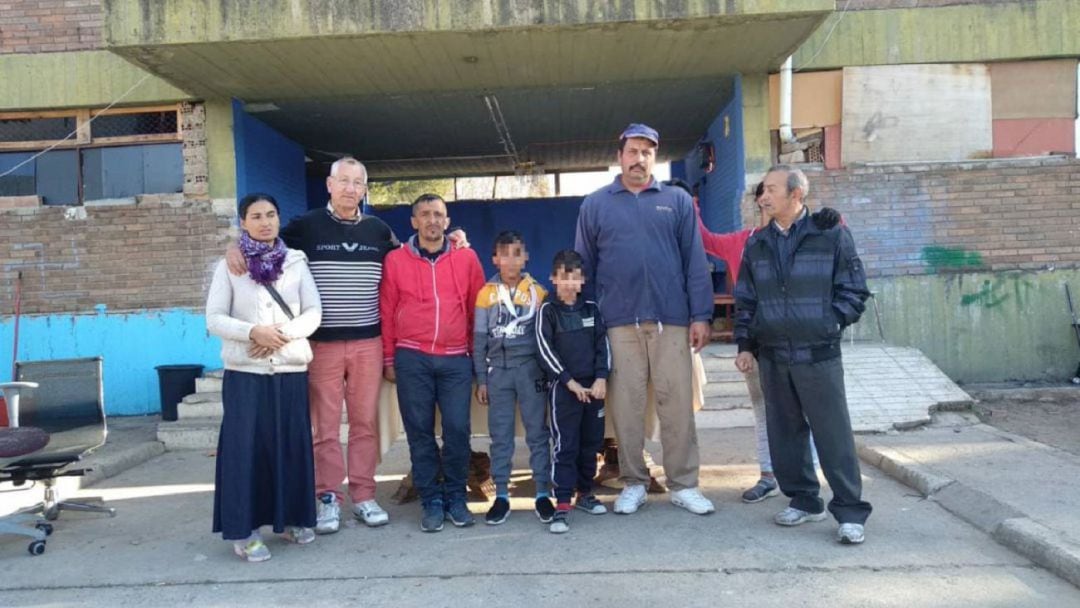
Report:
534,497,556,523
575,494,608,515
485,497,510,525
420,500,444,533
445,500,476,527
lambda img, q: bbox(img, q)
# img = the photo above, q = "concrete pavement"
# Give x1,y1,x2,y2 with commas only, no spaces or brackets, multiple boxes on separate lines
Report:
857,411,1080,590
2,424,1079,607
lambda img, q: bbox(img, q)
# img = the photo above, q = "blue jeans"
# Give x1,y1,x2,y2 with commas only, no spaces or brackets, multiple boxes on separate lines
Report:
394,348,473,506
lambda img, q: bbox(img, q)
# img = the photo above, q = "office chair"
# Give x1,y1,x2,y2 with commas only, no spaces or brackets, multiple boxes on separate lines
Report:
0,406,51,555
0,357,115,539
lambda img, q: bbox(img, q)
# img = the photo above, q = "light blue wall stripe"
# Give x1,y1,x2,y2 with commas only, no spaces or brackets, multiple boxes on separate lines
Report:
0,308,222,416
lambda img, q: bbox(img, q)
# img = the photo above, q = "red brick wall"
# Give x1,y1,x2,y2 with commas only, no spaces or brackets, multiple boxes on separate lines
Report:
0,199,232,314
802,157,1080,278
0,0,103,54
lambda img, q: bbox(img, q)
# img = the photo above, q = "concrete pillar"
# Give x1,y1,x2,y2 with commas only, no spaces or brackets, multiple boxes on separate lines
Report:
204,99,237,215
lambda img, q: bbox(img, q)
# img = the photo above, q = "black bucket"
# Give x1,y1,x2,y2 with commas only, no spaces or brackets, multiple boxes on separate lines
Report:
155,364,204,422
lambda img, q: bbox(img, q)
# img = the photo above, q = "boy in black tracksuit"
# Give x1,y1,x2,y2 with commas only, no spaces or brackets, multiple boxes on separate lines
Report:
535,249,611,534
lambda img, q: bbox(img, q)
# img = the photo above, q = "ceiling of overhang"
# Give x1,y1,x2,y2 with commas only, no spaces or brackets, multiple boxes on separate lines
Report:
112,14,829,177
260,76,735,178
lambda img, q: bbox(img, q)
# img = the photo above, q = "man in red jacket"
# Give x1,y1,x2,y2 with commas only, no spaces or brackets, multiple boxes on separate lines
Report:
380,193,486,533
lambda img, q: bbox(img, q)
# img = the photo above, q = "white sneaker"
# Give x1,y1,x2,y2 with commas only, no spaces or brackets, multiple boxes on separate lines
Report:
353,499,389,527
773,506,828,527
613,484,647,514
838,523,865,545
670,487,716,515
315,493,341,534
281,526,315,545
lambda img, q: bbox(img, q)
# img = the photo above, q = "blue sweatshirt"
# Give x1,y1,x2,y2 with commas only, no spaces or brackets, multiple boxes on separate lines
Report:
574,176,714,329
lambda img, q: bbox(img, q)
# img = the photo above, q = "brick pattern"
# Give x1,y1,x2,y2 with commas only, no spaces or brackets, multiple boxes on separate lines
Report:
742,157,1080,278
0,199,231,314
181,102,210,201
0,0,103,54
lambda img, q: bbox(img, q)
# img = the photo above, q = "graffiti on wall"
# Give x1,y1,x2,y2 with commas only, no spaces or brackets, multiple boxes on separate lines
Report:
959,276,1036,309
922,246,984,273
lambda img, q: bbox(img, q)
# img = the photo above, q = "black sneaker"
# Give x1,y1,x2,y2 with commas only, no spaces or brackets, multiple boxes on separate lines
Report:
534,497,556,523
550,509,570,534
420,500,444,533
445,500,476,527
575,494,608,515
741,478,780,504
485,497,510,525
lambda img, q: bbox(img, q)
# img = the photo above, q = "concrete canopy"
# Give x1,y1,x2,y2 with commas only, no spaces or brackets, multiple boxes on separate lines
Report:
105,0,833,178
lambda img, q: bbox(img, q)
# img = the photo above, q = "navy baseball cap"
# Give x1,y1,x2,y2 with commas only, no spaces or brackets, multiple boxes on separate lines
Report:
620,123,659,145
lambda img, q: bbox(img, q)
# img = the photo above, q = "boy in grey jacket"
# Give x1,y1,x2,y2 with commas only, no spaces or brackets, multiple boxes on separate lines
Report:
474,231,554,525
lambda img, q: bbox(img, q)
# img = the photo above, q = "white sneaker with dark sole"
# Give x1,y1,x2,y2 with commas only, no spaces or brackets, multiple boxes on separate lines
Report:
838,523,865,544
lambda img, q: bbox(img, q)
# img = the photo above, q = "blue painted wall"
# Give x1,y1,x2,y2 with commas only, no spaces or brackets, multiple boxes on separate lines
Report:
233,100,308,223
681,76,746,291
0,308,222,416
306,174,327,211
684,76,745,235
372,197,584,287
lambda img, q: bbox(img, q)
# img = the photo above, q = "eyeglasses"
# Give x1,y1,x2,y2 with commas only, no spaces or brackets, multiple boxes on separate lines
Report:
333,177,367,190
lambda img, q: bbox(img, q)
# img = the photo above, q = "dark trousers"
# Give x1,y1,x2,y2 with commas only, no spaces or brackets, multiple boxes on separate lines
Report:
394,348,473,506
549,379,605,504
758,355,872,525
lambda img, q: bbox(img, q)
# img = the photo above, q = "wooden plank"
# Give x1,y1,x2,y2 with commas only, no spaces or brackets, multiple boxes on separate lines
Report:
990,59,1078,120
992,118,1076,157
841,64,993,164
768,70,843,129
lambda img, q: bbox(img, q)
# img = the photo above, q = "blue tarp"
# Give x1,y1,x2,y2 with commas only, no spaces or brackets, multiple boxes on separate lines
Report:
371,196,584,288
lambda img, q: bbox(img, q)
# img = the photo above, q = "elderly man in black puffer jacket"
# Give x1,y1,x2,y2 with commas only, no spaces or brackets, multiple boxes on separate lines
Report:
733,165,873,546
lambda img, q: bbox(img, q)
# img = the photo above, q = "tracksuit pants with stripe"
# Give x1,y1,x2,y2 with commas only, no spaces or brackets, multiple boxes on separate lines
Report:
549,377,605,503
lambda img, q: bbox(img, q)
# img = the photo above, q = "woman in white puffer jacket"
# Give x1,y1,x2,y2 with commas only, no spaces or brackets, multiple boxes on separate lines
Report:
205,193,321,562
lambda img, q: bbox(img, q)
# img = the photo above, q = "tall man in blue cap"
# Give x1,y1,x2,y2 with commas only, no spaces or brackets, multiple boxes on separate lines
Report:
574,123,716,516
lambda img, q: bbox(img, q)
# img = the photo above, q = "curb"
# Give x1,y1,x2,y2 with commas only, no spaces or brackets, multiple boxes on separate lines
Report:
80,440,166,489
857,439,1080,590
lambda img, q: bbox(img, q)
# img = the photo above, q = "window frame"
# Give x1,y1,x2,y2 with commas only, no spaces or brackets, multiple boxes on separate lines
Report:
0,104,184,205
0,104,182,151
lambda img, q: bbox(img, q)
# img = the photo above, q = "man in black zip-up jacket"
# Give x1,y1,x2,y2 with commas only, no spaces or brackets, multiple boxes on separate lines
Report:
733,165,873,545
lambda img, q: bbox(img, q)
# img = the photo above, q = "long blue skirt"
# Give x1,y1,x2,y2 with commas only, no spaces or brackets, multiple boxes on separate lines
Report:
212,370,316,540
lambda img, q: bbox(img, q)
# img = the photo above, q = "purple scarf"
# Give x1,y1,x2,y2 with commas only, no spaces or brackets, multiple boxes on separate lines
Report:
239,231,287,286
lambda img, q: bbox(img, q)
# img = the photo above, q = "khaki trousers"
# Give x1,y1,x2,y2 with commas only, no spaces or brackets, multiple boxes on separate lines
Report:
607,323,700,491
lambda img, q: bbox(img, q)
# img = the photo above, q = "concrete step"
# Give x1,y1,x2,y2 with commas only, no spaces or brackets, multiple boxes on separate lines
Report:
206,369,224,379
694,408,755,429
157,419,221,451
195,376,222,394
705,371,746,384
701,395,752,410
703,381,751,399
179,400,223,419
158,419,353,451
182,391,221,404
